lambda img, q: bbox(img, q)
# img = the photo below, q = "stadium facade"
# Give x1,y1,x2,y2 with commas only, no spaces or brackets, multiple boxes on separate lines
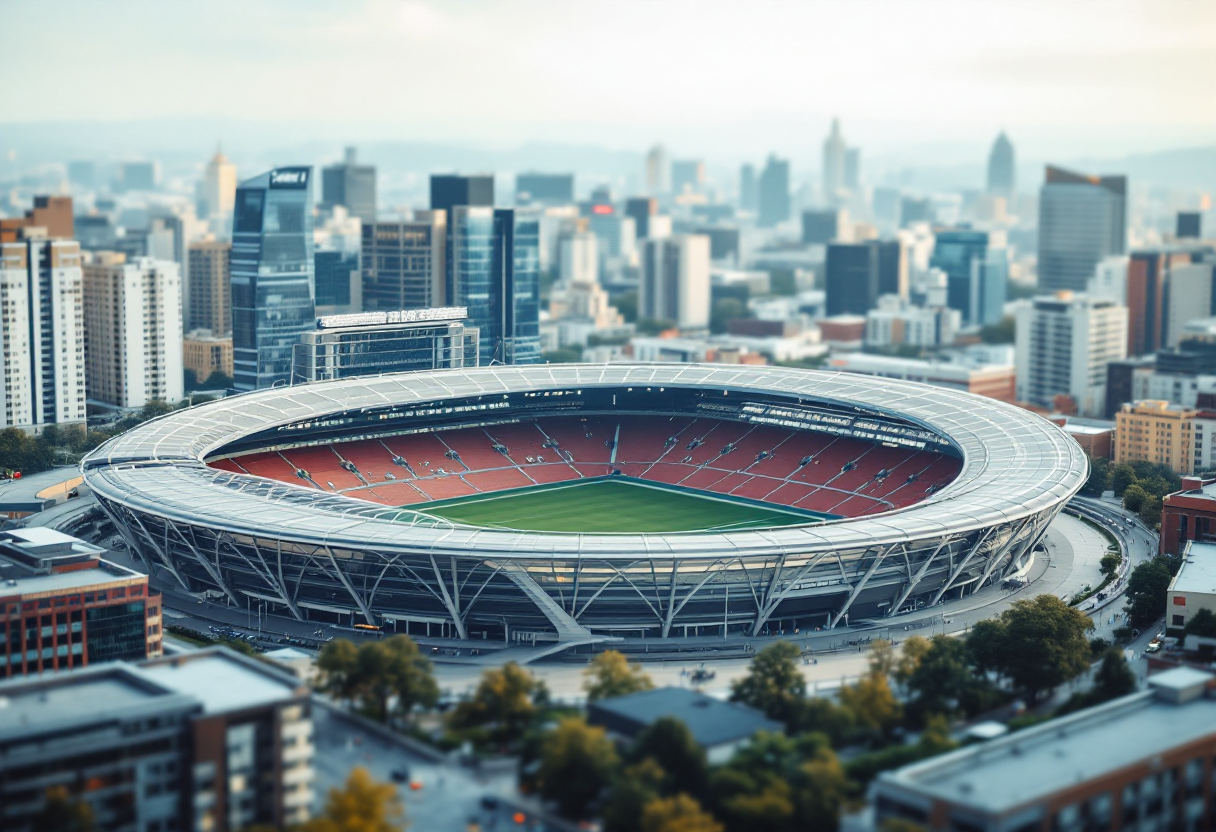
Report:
81,365,1087,644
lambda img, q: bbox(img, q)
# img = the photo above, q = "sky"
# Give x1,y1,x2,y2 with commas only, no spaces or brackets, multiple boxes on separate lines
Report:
4,0,1215,166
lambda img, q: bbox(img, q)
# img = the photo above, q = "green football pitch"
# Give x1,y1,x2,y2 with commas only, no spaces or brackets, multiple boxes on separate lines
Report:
415,478,821,533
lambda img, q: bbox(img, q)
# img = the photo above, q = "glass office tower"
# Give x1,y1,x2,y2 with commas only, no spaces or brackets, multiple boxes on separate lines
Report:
445,207,540,366
931,228,1007,327
231,167,316,390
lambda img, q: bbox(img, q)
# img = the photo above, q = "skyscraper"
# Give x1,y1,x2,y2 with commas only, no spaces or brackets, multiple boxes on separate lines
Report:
739,164,758,212
802,209,847,245
445,207,541,365
1037,165,1127,293
0,236,86,427
321,147,376,224
986,132,1015,200
671,160,705,195
624,197,658,239
930,228,1008,326
640,235,711,329
1015,293,1127,417
757,155,790,229
82,254,184,409
230,167,315,391
515,173,574,206
185,240,231,336
844,147,861,191
822,118,847,199
430,174,494,217
1178,212,1202,239
202,147,237,230
362,212,447,312
645,145,670,195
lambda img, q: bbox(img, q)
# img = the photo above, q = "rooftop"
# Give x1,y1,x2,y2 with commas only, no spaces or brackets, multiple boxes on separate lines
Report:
140,648,304,714
587,686,782,748
1169,542,1216,596
0,557,146,598
877,668,1216,815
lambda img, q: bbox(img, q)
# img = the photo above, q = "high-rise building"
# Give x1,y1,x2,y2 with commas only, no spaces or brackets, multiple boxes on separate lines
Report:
640,235,711,329
671,160,705,195
185,240,231,336
1126,248,1204,356
558,228,598,285
117,161,157,192
430,174,494,216
1168,261,1216,348
1015,293,1128,417
865,296,960,348
739,164,758,212
625,197,659,239
1086,254,1130,304
321,146,376,223
844,147,861,191
0,528,161,679
313,249,361,312
930,228,1008,326
1178,211,1203,239
822,118,847,199
0,195,74,243
362,212,447,312
825,240,906,316
0,236,86,428
201,146,237,230
802,208,847,244
82,254,184,409
757,155,790,229
986,131,1016,199
230,167,315,391
183,331,233,385
445,207,541,365
1115,400,1197,474
0,647,314,832
645,144,670,195
293,308,479,383
515,173,574,205
1037,165,1127,293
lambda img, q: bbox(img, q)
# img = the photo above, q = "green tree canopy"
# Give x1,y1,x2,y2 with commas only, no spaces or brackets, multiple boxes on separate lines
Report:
1091,647,1137,703
583,650,655,701
837,672,902,737
301,766,406,832
631,716,709,799
448,661,541,745
730,642,806,725
1110,463,1137,497
315,636,438,723
964,594,1093,700
1100,553,1122,579
905,635,983,720
603,758,667,832
538,717,619,819
1122,484,1149,513
1125,558,1176,628
1186,608,1216,638
641,794,724,832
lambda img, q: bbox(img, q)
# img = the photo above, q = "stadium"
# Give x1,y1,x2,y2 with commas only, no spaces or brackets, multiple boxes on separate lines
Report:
81,364,1087,646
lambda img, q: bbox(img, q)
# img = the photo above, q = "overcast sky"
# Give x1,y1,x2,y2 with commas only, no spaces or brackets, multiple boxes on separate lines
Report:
4,0,1214,164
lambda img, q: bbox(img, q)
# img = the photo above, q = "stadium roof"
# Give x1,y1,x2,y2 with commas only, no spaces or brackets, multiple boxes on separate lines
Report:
81,364,1087,561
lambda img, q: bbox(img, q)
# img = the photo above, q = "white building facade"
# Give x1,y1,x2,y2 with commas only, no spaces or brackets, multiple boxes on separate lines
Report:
82,255,184,409
640,235,711,329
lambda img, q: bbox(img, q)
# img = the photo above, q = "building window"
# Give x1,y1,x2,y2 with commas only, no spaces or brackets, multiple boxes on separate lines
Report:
1173,614,1186,627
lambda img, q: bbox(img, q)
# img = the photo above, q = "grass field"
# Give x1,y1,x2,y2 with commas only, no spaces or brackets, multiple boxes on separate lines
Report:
415,478,819,533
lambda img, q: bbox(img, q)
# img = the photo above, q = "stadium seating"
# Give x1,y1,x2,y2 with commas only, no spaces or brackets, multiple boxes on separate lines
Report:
211,414,960,520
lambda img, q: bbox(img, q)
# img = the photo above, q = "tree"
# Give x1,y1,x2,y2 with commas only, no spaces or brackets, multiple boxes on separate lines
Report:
603,758,667,832
1125,558,1174,628
631,716,709,799
1186,608,1216,638
866,639,898,678
837,672,902,737
893,635,932,686
301,766,406,832
538,717,619,819
730,642,806,725
1138,496,1162,529
1090,647,1137,702
315,636,438,724
584,650,654,701
641,794,724,832
964,618,1005,675
905,635,984,720
448,661,540,745
965,595,1093,701
31,787,94,832
1099,553,1121,579
978,316,1015,345
616,291,638,323
711,731,851,832
1122,484,1148,513
1080,456,1110,498
1110,463,1137,497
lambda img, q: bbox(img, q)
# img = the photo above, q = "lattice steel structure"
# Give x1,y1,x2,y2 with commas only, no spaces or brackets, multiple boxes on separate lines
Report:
82,364,1087,643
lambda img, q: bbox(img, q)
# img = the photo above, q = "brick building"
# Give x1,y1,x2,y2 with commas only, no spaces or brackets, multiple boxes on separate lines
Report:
1161,477,1216,556
0,528,161,678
